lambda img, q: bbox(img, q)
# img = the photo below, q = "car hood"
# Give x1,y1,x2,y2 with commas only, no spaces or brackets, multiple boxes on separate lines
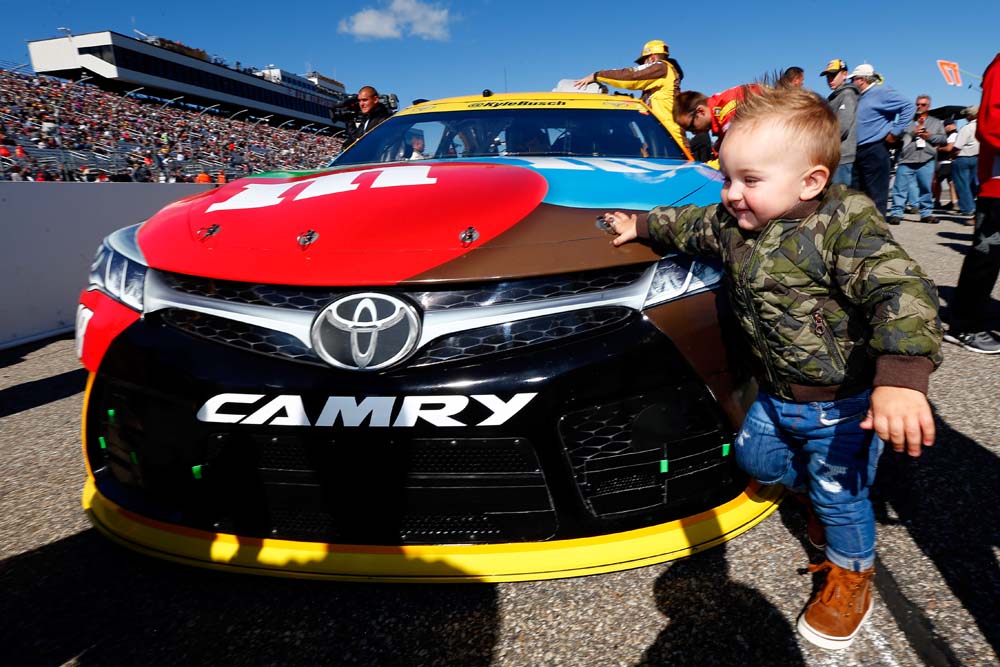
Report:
137,157,722,286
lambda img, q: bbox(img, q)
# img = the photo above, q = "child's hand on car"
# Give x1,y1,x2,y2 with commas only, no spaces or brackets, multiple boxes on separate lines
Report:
603,212,638,246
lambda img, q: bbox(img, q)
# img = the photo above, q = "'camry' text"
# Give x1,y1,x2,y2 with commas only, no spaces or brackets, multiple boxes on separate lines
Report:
196,393,538,427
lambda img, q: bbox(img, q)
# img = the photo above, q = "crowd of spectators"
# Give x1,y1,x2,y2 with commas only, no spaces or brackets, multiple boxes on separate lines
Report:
0,66,344,182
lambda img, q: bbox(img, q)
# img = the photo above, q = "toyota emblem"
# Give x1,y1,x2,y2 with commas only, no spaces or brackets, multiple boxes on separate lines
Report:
311,293,421,371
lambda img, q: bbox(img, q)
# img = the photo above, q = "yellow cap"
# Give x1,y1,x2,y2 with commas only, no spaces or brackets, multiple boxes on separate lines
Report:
820,59,848,75
635,40,669,64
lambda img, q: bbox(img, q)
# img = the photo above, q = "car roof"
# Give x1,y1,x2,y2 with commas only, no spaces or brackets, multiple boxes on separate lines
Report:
395,91,652,116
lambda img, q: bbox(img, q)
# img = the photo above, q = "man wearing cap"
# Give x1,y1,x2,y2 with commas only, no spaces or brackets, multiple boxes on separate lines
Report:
945,54,1000,353
821,59,859,186
573,40,688,154
887,95,947,225
851,64,915,218
950,105,980,216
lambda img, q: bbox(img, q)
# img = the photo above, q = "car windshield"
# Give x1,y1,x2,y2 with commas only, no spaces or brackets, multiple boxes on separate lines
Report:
331,107,687,166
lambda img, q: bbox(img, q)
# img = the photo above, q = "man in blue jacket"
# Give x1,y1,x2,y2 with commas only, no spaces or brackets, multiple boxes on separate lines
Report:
851,64,915,219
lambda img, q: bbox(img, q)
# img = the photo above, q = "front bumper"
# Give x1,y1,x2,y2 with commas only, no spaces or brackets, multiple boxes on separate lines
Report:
80,290,777,581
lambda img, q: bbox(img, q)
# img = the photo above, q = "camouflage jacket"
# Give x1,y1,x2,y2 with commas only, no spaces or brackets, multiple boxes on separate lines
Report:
637,185,943,402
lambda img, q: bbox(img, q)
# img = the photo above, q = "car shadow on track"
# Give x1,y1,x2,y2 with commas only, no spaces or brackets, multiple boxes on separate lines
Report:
0,530,498,666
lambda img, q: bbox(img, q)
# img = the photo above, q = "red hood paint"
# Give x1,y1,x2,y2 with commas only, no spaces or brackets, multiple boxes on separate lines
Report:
137,163,549,286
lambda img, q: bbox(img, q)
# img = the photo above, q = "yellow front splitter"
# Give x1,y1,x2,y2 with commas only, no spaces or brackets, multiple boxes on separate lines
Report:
83,477,780,583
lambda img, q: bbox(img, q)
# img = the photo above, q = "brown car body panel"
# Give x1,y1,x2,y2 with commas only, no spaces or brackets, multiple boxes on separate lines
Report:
409,204,661,282
644,291,756,430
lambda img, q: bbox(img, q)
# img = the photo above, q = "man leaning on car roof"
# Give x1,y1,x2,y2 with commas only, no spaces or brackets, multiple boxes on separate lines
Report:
573,40,689,155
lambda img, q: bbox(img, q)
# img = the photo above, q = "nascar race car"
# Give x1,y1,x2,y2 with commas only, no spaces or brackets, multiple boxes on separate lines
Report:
76,91,780,582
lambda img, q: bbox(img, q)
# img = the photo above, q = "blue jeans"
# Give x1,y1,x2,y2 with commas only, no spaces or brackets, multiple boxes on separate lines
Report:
889,160,935,218
734,390,883,571
952,155,979,214
833,163,854,187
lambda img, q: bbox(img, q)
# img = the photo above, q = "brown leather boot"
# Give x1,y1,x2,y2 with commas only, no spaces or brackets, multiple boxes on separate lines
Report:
797,560,874,649
789,491,826,550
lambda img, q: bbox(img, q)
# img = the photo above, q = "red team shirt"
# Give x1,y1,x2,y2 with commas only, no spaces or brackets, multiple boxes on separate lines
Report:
978,53,1000,199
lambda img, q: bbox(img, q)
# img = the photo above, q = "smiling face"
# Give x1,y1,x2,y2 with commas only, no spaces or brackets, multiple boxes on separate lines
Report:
719,120,829,231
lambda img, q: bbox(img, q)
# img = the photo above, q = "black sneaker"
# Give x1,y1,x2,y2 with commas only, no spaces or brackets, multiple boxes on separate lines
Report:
886,216,902,225
918,216,939,224
943,331,1000,354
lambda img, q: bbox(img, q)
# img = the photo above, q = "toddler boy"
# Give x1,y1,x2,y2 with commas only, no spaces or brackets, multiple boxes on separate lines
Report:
605,86,942,650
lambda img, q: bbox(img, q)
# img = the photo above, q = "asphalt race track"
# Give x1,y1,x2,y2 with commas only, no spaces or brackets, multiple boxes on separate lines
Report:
2,212,998,667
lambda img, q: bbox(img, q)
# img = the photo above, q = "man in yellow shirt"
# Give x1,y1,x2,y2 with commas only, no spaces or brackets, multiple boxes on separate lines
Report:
574,40,689,157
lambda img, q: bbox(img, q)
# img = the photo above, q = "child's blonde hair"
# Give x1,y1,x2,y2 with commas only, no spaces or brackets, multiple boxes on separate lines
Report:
731,86,841,176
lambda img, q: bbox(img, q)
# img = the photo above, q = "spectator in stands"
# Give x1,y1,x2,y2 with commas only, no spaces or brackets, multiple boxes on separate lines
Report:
344,86,391,149
0,66,342,180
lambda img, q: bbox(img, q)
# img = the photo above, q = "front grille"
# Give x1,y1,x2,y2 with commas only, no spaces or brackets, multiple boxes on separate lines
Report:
412,307,633,366
159,265,646,311
558,387,736,517
161,309,321,363
257,436,541,475
161,307,634,368
413,267,646,310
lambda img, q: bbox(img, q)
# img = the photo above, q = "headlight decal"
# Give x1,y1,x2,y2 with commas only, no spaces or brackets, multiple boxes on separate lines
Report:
642,256,722,308
88,224,148,312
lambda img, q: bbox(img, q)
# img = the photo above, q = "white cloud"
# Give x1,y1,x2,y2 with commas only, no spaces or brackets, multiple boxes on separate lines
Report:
338,0,450,41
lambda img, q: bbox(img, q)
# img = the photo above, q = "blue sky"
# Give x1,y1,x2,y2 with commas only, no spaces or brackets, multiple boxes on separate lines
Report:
1,0,995,114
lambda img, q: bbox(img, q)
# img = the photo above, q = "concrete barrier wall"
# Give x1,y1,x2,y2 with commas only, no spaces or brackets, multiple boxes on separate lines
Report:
0,182,215,350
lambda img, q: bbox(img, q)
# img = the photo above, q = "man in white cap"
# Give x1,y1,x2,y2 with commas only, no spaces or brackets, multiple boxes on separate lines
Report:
851,64,915,219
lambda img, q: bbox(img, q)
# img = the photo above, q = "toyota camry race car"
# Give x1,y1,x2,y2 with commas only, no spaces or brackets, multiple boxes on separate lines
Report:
76,91,780,582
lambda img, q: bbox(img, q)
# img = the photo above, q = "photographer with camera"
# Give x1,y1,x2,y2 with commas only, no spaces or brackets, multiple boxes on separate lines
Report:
342,86,391,149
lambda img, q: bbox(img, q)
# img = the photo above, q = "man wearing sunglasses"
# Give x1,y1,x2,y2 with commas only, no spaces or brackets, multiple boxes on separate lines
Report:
887,95,947,225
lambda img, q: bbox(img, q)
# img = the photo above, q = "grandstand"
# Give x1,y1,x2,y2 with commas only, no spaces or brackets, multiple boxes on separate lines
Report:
0,63,344,182
27,30,348,129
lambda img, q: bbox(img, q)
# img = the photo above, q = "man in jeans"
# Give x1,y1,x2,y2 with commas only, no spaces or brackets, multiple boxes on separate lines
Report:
851,64,914,219
946,55,1000,354
951,105,980,217
887,95,947,224
820,58,859,186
